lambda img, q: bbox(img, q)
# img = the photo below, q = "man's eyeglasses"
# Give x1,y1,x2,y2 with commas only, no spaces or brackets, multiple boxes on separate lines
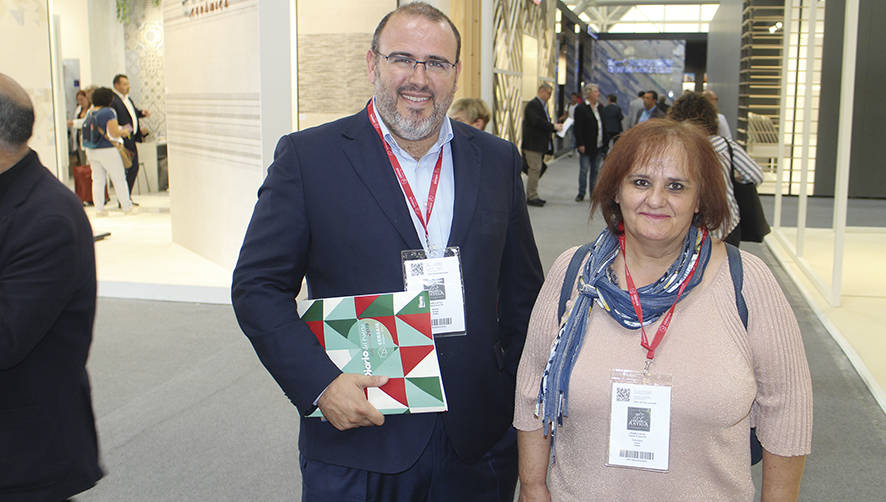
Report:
375,51,457,75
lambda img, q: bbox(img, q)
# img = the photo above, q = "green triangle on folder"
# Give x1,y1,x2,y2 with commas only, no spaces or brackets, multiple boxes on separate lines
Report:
359,294,395,318
405,377,445,408
326,297,357,320
301,300,324,321
396,291,430,316
325,319,359,340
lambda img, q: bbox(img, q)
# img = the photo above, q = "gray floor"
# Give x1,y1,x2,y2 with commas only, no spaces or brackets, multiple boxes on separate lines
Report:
79,154,886,501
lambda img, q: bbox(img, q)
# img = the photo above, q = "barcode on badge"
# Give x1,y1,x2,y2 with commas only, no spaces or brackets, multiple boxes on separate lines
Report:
619,449,654,460
616,387,631,402
410,262,424,276
431,317,452,326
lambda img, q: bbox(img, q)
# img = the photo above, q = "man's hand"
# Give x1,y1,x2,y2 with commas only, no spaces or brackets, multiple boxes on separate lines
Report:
577,145,585,154
317,373,389,431
142,109,151,118
554,123,563,132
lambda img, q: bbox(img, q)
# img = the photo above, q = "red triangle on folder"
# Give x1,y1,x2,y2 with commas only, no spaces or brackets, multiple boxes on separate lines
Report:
367,316,399,345
379,377,408,407
400,345,434,376
396,313,432,338
306,321,325,347
355,295,378,317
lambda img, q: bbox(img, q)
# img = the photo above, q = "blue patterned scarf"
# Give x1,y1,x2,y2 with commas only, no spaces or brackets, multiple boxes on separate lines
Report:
535,225,711,460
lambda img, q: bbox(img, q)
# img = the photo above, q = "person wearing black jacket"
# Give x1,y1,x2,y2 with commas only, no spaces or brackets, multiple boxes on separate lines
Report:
0,72,103,501
111,74,150,194
521,84,561,207
572,84,606,202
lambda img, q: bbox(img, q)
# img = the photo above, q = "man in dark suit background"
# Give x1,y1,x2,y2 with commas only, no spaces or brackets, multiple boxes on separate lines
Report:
231,3,543,501
520,83,561,207
573,84,606,202
0,73,103,501
635,90,665,124
111,74,150,194
601,93,623,147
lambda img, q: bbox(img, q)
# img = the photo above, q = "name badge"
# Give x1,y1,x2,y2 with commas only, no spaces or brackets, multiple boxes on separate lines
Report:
402,247,466,337
606,369,672,472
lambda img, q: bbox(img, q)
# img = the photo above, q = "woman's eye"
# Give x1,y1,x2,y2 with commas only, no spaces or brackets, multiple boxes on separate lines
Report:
633,179,649,187
668,182,684,191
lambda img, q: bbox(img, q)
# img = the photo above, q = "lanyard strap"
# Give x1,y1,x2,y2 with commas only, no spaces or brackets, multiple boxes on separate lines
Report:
367,100,443,245
618,229,707,360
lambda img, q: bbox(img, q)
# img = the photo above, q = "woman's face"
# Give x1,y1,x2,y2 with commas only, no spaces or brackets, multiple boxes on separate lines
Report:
77,93,89,108
615,144,700,249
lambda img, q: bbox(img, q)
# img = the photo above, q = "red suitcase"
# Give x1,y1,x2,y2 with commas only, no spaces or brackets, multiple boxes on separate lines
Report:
72,165,109,206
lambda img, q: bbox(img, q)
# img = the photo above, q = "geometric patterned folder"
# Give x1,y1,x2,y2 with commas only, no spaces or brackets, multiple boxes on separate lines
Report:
297,290,448,416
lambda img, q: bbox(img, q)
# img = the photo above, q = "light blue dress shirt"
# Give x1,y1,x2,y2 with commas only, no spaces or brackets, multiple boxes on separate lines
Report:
370,99,455,256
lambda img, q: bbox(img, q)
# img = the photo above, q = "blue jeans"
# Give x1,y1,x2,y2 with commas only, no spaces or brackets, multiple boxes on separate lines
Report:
578,150,603,198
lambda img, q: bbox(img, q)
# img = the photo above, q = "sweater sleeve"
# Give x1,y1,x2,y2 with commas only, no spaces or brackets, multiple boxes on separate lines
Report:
742,251,813,456
514,247,578,431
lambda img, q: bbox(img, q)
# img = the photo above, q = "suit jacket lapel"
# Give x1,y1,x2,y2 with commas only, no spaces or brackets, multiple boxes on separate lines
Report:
447,126,480,247
340,108,422,249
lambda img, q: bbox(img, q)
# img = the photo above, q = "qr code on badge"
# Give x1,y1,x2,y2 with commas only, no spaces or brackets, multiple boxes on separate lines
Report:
410,262,424,276
616,387,631,402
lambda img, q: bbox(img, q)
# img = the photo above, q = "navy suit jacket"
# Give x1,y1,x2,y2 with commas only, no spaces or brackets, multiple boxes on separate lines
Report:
111,94,145,149
232,108,544,473
521,97,555,154
0,150,102,500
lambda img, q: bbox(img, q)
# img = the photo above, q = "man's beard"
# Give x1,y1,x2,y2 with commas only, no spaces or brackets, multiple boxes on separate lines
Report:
373,70,455,141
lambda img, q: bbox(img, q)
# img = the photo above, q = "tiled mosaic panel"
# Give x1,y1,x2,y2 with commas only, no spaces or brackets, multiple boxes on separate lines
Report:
124,0,167,142
493,0,556,146
297,32,375,116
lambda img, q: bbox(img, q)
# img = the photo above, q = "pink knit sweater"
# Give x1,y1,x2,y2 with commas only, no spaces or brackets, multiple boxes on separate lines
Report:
515,246,813,501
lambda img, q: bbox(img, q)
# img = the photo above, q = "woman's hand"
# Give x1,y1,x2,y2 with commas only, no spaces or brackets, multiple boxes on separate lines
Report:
761,449,806,502
518,483,551,502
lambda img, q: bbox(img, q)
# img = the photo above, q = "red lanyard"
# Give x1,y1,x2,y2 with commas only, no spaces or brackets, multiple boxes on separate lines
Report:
618,229,707,360
367,100,443,245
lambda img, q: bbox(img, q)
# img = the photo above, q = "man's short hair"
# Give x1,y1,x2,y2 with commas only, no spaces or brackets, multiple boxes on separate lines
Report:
608,94,617,103
638,90,646,97
538,83,553,93
0,88,34,147
449,98,490,125
371,2,461,63
583,83,598,96
646,90,659,101
113,74,128,86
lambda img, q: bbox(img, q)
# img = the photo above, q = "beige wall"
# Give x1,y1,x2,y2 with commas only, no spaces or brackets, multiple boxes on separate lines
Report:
2,0,57,172
53,0,93,85
295,0,396,130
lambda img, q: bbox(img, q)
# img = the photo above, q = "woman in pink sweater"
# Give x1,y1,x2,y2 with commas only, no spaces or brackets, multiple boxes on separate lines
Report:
515,120,812,501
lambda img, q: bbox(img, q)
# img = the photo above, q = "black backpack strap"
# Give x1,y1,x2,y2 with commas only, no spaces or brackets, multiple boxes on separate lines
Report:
726,243,764,465
725,243,748,329
557,243,594,322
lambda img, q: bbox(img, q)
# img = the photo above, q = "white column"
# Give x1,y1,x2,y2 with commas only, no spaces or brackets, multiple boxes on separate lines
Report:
830,0,860,307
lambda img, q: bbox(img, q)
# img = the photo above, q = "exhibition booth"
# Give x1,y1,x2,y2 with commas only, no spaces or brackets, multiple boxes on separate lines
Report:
4,0,883,409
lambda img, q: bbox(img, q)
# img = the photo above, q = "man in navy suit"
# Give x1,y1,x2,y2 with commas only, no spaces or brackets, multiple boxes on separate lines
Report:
0,73,103,500
111,74,150,194
231,3,543,501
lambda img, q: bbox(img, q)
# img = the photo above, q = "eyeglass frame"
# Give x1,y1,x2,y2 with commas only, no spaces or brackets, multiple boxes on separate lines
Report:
373,50,459,74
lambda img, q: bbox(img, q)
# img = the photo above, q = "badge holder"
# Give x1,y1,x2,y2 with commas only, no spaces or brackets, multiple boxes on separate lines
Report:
401,246,467,338
605,368,673,473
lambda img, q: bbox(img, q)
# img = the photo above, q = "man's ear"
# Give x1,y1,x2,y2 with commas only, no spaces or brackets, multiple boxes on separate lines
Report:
367,50,378,85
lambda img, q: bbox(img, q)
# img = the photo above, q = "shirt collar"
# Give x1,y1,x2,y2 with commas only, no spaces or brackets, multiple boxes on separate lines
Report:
370,97,453,159
113,89,129,100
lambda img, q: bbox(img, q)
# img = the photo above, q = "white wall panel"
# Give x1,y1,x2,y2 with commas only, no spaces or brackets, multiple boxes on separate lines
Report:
163,0,291,269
